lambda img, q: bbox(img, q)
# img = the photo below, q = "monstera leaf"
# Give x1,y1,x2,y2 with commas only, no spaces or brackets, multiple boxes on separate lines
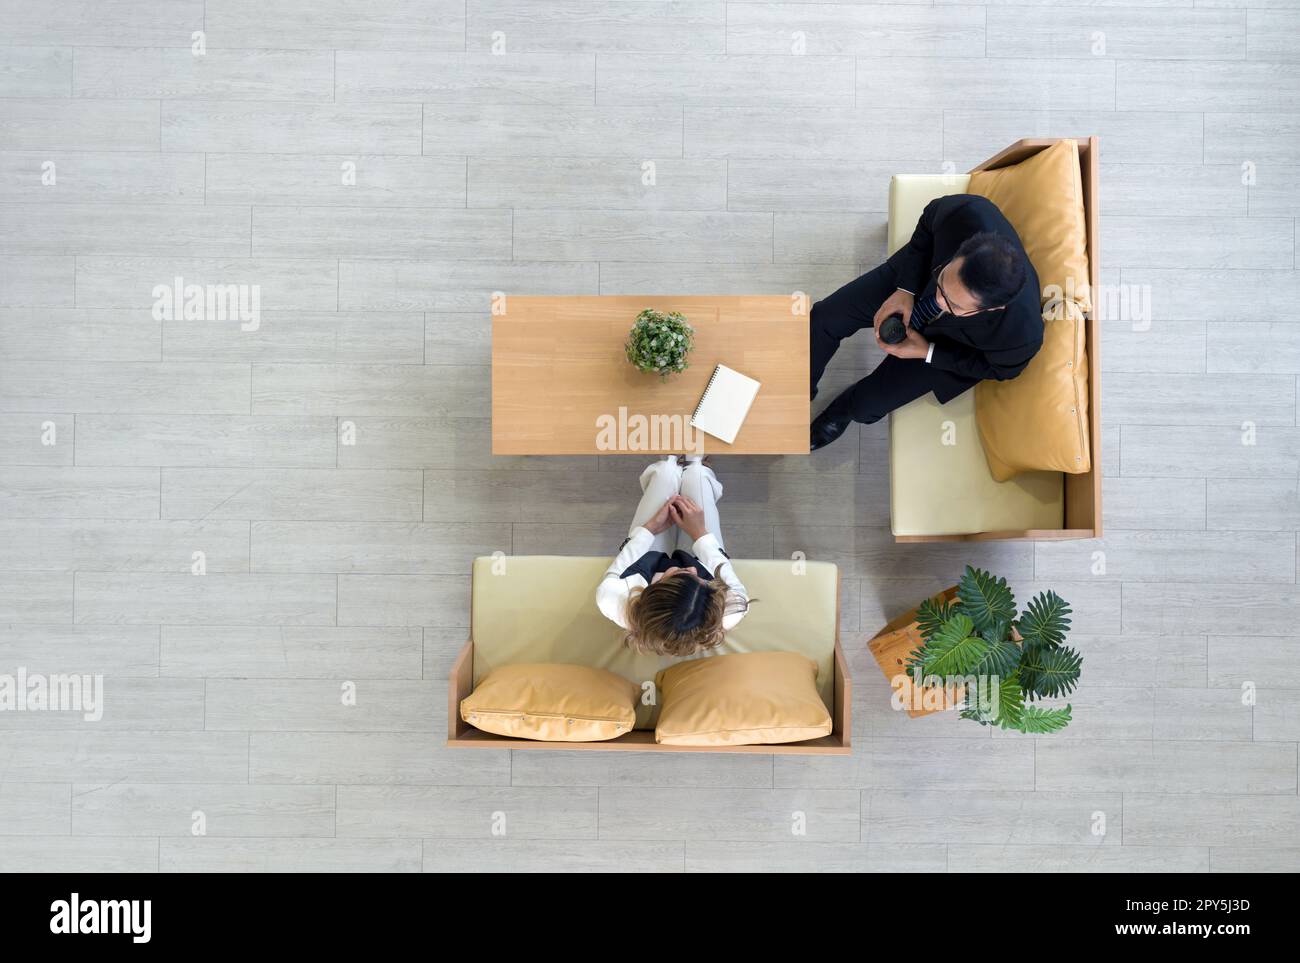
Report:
911,613,990,679
1017,591,1072,651
1018,704,1074,734
915,595,956,643
971,638,1021,679
961,669,1024,730
957,566,1016,641
1018,644,1083,701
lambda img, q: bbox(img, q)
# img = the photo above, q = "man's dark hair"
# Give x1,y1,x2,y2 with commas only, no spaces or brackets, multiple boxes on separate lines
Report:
954,232,1026,309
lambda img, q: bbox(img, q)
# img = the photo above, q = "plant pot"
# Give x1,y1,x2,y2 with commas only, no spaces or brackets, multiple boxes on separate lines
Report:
867,586,964,718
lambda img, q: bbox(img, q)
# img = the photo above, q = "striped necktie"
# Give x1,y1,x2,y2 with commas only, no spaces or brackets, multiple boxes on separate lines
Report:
910,291,945,332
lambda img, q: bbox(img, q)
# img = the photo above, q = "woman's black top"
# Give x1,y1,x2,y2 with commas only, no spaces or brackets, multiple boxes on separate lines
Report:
618,550,712,583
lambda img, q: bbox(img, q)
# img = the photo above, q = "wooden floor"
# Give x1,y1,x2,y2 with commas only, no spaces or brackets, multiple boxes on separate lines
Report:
1,0,1298,873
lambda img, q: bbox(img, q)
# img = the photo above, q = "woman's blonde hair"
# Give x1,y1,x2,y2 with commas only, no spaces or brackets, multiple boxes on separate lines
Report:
624,565,752,657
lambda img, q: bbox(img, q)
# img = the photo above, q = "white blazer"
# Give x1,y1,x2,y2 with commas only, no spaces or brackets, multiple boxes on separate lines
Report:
595,526,749,631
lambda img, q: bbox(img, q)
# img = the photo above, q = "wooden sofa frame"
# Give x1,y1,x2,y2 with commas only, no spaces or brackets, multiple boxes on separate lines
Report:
447,571,851,754
895,137,1102,544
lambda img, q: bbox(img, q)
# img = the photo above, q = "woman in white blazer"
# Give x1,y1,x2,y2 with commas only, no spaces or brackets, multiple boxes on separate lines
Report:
596,455,751,656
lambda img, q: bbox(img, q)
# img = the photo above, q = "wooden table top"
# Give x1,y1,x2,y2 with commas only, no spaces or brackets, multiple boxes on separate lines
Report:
492,295,810,455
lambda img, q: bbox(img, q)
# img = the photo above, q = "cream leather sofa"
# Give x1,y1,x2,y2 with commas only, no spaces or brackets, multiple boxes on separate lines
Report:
448,555,850,754
888,139,1102,542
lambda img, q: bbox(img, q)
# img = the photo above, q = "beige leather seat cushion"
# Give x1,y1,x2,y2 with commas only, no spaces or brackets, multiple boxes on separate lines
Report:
471,555,839,730
887,174,1065,536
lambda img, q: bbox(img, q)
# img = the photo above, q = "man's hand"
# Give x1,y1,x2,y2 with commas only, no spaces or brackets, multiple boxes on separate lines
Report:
669,495,708,543
873,288,915,331
876,321,930,360
643,498,676,535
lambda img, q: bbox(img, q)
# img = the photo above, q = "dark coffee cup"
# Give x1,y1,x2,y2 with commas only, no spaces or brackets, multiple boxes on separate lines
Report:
878,313,907,345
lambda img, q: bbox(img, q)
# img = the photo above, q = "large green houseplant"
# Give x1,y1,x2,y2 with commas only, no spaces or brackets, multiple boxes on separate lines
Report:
906,566,1083,733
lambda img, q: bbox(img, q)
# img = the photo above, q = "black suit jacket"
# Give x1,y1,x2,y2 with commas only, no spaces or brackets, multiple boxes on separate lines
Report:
886,194,1042,396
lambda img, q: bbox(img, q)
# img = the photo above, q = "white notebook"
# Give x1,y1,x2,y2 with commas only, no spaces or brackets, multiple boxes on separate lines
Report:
690,364,762,445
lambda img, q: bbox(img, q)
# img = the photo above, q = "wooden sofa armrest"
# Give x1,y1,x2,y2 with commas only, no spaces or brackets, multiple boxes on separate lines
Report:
448,638,474,740
832,637,851,749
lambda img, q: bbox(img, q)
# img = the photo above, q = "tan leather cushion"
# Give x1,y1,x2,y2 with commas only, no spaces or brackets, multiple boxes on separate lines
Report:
967,139,1092,479
967,139,1091,314
654,651,832,747
976,300,1091,480
461,662,638,742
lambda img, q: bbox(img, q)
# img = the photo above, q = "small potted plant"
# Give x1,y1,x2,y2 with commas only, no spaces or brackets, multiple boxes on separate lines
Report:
906,566,1083,733
625,308,694,380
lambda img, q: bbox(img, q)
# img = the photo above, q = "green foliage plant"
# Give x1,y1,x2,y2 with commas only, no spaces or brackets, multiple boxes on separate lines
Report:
906,566,1082,733
625,309,694,380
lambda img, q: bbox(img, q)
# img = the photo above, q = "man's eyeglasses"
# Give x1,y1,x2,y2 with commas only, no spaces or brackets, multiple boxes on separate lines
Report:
933,259,986,318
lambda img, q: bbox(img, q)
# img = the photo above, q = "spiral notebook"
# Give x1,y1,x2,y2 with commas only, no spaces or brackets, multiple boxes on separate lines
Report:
690,364,761,444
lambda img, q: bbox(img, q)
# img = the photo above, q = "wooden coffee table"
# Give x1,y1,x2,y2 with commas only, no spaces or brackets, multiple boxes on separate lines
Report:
492,295,810,455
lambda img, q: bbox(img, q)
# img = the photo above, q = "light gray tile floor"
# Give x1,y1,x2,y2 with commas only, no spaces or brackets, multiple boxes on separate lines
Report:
0,0,1297,873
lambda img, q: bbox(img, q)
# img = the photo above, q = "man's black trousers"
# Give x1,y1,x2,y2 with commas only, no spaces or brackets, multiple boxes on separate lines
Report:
810,262,978,423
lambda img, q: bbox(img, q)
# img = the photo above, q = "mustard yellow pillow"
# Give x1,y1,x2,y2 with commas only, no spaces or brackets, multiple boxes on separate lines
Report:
461,663,638,742
976,299,1091,480
654,652,832,747
968,139,1091,313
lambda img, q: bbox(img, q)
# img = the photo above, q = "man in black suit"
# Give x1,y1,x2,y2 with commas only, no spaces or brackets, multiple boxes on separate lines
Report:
809,194,1042,451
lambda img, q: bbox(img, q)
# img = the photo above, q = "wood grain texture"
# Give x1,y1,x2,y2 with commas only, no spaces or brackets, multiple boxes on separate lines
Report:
492,295,809,454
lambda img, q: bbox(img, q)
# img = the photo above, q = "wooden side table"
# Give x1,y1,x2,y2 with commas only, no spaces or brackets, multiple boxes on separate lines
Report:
867,586,964,718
